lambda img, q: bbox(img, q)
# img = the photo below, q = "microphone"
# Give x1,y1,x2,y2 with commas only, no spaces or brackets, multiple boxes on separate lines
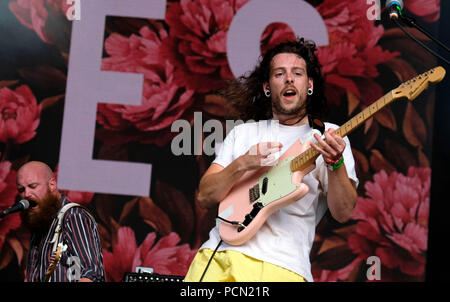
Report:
385,0,450,65
386,0,403,20
0,199,35,218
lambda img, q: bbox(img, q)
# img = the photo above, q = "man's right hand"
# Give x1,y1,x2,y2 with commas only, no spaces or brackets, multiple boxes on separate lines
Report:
196,142,283,208
238,142,283,170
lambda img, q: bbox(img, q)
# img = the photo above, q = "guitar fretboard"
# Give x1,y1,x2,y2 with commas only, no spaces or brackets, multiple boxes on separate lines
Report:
289,91,396,172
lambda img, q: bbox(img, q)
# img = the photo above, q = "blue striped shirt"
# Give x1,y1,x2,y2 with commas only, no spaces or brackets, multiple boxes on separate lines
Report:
26,196,105,282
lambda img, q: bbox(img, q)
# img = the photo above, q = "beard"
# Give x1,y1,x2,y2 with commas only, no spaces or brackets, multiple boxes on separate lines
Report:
272,94,307,116
20,189,61,232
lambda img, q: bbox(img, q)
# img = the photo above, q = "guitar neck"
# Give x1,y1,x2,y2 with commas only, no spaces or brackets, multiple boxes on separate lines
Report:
290,91,396,172
338,90,397,137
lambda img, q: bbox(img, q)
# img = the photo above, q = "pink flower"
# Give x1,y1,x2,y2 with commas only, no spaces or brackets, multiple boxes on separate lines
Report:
0,85,41,144
9,0,70,44
102,227,197,282
102,227,137,282
260,0,398,107
405,0,440,23
313,258,361,282
134,231,197,276
162,0,249,92
348,167,430,279
317,0,398,106
97,25,195,147
0,160,20,251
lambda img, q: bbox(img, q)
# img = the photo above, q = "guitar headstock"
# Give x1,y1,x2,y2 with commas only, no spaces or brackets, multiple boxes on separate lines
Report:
391,66,446,101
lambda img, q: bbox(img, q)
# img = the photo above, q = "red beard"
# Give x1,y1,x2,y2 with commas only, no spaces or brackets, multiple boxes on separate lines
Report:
20,189,60,231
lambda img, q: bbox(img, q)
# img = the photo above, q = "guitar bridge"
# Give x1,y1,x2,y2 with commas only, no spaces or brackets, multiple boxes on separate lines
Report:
238,202,263,232
249,184,260,203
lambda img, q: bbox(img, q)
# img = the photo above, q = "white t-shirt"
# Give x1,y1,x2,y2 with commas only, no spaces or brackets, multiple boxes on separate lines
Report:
199,119,359,282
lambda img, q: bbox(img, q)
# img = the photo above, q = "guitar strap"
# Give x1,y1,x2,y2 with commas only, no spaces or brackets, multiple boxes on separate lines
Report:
44,202,88,282
307,114,325,134
300,115,325,144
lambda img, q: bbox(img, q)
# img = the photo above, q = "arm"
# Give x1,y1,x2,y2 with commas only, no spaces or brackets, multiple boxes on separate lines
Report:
326,162,358,223
311,128,357,223
197,142,282,208
64,208,105,282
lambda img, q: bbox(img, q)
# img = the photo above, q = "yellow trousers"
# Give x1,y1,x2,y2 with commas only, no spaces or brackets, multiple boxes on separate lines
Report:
184,249,307,282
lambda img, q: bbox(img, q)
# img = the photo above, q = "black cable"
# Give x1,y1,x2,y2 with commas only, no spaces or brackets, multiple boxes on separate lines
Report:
216,215,244,227
392,17,450,66
198,216,245,281
398,15,450,55
199,239,223,282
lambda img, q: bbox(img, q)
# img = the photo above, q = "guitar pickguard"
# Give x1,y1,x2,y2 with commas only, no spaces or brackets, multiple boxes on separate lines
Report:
258,157,297,206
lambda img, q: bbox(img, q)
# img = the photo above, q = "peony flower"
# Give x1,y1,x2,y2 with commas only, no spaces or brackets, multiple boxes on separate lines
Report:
134,231,197,276
312,258,361,282
162,0,249,92
259,0,398,107
102,227,197,282
316,0,398,106
9,0,71,44
102,227,137,282
404,0,440,23
97,25,195,147
0,160,20,251
0,85,41,144
348,167,430,279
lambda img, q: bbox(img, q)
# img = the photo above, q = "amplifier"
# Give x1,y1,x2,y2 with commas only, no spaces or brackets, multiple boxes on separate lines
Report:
123,272,184,282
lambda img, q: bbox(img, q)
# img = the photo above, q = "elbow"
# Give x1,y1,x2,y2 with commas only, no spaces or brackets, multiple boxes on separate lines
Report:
333,208,354,223
197,175,223,209
333,195,357,224
334,210,353,224
196,190,217,209
196,191,209,209
196,178,211,209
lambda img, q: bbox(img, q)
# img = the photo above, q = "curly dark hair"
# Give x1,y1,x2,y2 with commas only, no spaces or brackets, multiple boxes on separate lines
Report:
223,37,327,122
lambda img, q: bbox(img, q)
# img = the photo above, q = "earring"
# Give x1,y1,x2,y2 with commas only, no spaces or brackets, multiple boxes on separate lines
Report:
307,88,313,95
265,90,271,97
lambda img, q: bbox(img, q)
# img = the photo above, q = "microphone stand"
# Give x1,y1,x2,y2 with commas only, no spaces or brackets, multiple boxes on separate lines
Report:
399,13,450,55
391,11,450,66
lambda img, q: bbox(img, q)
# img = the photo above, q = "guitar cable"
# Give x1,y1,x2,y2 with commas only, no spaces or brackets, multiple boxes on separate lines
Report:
199,215,246,281
199,239,223,282
216,215,246,229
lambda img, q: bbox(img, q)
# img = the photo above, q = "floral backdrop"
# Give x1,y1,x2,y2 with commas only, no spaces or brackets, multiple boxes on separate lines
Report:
0,0,443,282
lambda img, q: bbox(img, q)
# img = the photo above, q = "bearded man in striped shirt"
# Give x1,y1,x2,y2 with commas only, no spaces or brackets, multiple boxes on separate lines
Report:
17,161,105,282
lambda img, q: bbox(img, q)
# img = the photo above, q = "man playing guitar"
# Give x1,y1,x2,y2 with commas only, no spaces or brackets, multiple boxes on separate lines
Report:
184,38,358,282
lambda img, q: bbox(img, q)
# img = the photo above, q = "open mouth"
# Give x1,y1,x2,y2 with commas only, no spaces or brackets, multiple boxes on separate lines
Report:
28,200,38,212
282,87,297,99
29,200,37,208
